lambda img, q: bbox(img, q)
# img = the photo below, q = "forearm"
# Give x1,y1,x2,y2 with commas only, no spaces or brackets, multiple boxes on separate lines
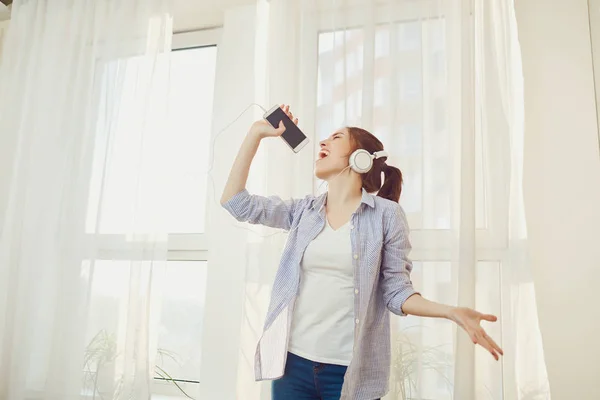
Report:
401,294,455,319
220,133,261,205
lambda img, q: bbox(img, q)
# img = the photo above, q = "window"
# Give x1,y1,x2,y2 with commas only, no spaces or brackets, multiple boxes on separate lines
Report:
84,29,220,400
312,4,504,399
316,28,365,134
86,45,216,235
315,19,448,230
154,38,218,397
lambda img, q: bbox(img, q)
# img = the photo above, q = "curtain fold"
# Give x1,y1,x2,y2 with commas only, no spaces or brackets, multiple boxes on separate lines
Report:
0,19,7,63
474,0,550,398
0,1,173,399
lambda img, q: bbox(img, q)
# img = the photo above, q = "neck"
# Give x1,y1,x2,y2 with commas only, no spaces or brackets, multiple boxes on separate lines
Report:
326,169,363,208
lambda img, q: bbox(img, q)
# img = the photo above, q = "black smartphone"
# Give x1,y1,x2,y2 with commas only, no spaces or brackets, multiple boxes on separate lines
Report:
263,105,310,153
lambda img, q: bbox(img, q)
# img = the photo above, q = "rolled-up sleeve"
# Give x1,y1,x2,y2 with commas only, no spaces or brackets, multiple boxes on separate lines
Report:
221,189,305,231
381,204,419,316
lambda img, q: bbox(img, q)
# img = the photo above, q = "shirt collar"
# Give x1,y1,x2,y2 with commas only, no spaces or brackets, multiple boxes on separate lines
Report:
312,188,375,211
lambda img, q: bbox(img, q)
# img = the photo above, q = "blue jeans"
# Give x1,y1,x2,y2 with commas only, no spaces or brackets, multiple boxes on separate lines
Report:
272,352,380,400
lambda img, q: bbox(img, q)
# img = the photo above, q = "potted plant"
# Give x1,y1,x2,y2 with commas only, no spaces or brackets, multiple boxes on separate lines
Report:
389,328,453,400
83,329,194,400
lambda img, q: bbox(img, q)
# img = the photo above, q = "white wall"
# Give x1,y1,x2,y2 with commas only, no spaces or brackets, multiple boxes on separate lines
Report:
0,1,253,32
516,1,600,399
172,0,255,32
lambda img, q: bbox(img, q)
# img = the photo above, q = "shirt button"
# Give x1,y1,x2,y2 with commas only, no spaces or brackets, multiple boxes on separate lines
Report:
354,289,359,294
355,318,360,324
350,224,355,229
353,254,358,260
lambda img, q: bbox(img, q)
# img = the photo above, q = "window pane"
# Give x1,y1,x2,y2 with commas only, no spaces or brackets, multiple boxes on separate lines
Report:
391,261,504,400
163,48,216,233
82,260,161,397
315,21,455,229
155,261,208,383
81,260,207,396
316,28,365,142
393,262,455,400
87,47,217,234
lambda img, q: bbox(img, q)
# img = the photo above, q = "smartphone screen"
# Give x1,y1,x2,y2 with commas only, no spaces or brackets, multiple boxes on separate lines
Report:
265,106,308,150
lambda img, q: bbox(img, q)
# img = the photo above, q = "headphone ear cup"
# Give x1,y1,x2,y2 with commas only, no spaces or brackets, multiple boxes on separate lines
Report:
349,149,374,174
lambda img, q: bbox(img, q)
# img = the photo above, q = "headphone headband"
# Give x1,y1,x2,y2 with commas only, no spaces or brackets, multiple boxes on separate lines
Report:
373,150,388,160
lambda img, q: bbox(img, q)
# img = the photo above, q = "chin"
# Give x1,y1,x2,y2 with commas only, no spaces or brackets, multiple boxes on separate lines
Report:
314,163,343,181
314,171,329,181
314,164,331,181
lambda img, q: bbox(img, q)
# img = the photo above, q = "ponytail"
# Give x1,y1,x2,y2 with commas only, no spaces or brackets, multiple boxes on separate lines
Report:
377,163,403,203
345,126,403,203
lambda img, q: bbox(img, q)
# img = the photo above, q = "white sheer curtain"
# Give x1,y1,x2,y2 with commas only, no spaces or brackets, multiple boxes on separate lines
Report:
0,1,173,399
0,19,7,62
203,0,549,399
471,1,549,398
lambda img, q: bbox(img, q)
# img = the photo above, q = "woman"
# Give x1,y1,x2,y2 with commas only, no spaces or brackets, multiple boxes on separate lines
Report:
221,105,503,400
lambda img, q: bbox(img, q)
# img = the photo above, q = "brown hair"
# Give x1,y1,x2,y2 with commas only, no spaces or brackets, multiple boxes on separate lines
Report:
346,127,403,203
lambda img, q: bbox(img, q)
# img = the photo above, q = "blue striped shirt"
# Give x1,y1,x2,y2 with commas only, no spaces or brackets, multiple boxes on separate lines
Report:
222,188,419,400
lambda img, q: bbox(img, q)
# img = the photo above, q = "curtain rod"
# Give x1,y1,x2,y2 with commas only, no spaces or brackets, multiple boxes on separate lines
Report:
173,25,223,35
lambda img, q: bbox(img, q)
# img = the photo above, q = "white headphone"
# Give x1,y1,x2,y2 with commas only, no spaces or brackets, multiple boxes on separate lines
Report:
348,149,389,174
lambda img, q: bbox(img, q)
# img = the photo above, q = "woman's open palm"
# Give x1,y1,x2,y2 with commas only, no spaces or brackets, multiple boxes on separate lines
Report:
450,307,504,360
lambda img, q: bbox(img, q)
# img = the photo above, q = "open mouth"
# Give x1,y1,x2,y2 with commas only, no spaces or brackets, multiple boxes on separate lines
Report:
317,149,330,161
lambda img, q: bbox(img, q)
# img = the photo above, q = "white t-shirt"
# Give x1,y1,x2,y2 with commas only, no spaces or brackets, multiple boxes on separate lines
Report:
288,219,355,366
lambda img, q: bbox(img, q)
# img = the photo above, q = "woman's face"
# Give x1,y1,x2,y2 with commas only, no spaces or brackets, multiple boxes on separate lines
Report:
315,128,354,180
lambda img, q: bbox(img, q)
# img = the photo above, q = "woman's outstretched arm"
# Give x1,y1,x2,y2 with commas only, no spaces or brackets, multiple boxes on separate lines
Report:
401,294,504,361
381,203,504,361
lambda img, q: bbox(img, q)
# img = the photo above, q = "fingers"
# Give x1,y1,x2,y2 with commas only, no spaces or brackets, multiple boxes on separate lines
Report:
483,331,504,356
481,314,498,322
469,331,477,344
478,313,502,357
262,120,286,137
275,120,286,135
474,331,498,360
473,329,500,361
457,308,502,361
280,104,298,124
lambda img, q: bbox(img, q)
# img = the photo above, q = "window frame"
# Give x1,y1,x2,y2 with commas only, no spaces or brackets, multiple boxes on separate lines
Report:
167,28,222,263
87,27,221,398
91,28,221,263
154,29,222,398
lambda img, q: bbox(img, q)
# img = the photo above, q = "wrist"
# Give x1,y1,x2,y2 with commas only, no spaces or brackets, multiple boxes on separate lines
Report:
246,130,264,142
445,305,458,321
